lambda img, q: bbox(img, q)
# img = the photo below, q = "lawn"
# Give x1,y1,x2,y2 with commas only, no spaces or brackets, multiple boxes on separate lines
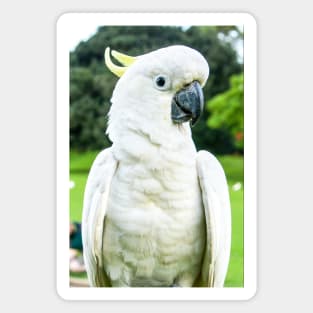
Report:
70,151,243,287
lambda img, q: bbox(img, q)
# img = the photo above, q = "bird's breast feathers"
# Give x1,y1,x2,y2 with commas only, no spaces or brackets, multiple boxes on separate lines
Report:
102,148,205,286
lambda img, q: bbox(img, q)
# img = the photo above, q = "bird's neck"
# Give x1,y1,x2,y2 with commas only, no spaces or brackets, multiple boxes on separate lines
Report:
109,120,197,170
106,95,197,168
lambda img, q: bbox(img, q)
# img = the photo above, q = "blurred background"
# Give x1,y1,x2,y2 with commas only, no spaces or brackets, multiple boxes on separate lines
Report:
69,25,244,287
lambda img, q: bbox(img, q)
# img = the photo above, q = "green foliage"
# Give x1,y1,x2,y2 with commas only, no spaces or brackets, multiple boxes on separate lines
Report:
70,67,112,150
70,26,243,153
207,73,244,150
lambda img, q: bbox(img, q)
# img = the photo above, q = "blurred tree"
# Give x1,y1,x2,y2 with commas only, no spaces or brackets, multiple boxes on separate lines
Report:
207,73,244,151
183,26,242,153
70,67,112,149
70,26,243,153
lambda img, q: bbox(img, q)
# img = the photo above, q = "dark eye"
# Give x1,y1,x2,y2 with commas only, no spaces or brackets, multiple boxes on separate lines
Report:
156,76,165,87
154,74,170,90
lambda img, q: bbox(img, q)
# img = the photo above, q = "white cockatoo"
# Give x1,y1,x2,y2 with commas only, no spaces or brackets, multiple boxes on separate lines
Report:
82,45,231,287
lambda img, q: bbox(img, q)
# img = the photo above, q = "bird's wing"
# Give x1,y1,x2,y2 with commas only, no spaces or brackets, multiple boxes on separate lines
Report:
82,147,118,287
196,151,232,287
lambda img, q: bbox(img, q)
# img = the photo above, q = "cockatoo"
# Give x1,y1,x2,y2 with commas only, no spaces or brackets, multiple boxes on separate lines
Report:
82,45,231,287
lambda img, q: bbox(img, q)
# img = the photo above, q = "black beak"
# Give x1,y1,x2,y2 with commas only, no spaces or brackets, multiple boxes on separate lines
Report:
171,81,204,126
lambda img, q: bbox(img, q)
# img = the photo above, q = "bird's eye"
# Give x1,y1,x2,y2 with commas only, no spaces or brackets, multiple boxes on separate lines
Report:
154,75,170,91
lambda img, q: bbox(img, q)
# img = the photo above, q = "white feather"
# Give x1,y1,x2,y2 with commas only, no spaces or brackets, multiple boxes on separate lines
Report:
82,148,117,286
196,151,232,287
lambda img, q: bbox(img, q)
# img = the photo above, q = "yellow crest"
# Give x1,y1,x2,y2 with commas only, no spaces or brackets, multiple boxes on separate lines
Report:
104,47,137,77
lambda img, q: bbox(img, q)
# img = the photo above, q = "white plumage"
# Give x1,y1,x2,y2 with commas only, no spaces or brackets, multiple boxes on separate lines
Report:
82,45,231,287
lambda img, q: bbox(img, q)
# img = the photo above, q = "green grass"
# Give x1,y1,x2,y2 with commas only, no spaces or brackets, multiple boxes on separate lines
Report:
224,182,243,287
218,155,244,286
70,173,88,221
218,155,244,183
70,150,100,172
70,150,244,287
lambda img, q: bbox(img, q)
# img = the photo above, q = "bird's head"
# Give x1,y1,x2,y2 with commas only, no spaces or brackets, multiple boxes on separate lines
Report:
105,45,209,144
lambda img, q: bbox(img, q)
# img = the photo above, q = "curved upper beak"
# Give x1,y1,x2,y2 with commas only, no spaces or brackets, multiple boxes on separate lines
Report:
171,81,204,126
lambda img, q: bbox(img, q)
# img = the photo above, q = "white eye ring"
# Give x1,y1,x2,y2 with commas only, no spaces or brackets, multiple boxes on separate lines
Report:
154,74,171,91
